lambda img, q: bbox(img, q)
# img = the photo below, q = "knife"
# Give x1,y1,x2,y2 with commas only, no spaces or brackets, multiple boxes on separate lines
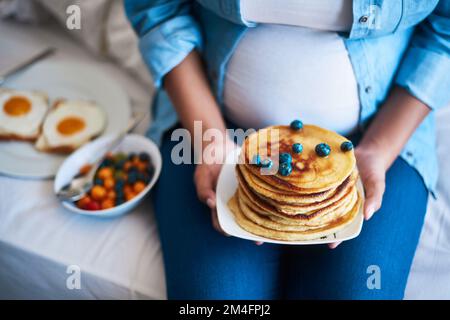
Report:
0,47,55,86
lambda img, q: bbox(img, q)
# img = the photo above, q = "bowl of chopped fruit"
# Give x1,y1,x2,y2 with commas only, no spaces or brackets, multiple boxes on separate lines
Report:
54,133,162,217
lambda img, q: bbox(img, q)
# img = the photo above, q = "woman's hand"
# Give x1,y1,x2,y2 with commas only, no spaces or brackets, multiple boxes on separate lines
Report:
328,87,431,249
355,145,387,221
194,139,263,245
194,161,227,236
328,144,388,249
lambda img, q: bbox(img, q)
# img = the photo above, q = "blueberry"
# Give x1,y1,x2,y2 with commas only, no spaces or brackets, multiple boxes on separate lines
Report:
139,152,150,162
290,120,303,131
261,159,273,169
340,141,354,152
116,192,125,202
137,172,147,182
127,172,138,184
292,143,303,154
115,179,125,191
251,154,261,166
128,166,139,174
278,162,292,176
279,152,292,164
142,174,151,184
114,186,123,195
128,153,136,161
115,185,124,195
94,178,103,186
115,197,125,206
115,159,126,170
315,143,331,157
101,158,114,167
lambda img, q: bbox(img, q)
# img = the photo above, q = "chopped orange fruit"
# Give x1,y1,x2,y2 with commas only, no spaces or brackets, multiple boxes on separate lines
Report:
101,198,115,209
137,162,147,172
98,167,113,180
123,161,132,171
133,181,146,193
104,177,115,190
132,157,140,166
124,184,132,195
91,185,107,201
125,191,136,201
107,190,116,200
77,195,91,209
79,164,92,176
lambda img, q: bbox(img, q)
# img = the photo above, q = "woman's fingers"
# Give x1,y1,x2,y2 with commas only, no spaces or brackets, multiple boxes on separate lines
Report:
211,208,230,236
194,165,232,238
194,167,216,205
362,174,385,220
328,241,342,249
195,165,262,244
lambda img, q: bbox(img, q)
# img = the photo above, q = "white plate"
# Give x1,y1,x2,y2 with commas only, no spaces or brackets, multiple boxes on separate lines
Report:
54,134,162,218
216,148,364,245
0,60,131,179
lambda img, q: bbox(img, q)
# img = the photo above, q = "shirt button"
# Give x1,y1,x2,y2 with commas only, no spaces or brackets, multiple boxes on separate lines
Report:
359,15,369,23
406,151,413,157
365,86,372,94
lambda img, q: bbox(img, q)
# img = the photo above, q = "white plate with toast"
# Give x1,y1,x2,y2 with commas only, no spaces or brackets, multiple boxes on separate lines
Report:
0,60,131,179
216,148,364,245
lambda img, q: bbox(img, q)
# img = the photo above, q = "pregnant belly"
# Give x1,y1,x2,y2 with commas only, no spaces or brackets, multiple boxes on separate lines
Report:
223,24,360,135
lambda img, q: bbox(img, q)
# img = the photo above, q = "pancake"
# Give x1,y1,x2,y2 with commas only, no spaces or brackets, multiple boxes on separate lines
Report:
239,186,358,228
259,173,357,214
237,166,356,217
239,181,357,224
228,190,362,241
238,164,337,204
266,188,358,226
239,164,358,208
228,123,362,241
242,125,356,192
237,189,321,232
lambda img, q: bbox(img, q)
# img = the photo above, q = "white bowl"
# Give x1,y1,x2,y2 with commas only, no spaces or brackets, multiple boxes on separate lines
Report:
54,134,162,218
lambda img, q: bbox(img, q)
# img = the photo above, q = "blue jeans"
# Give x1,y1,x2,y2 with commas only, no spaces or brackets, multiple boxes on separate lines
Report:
153,129,428,299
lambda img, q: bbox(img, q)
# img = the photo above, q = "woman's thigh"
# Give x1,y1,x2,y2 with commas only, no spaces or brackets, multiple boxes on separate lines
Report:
153,132,284,299
284,157,428,299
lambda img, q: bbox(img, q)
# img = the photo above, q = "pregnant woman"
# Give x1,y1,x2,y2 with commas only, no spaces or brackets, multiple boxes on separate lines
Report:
125,0,450,299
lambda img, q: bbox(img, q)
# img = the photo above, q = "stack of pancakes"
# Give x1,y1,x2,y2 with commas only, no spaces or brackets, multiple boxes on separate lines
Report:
228,125,362,241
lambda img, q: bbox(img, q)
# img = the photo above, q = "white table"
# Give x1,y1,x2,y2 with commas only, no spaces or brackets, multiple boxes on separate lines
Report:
0,20,166,299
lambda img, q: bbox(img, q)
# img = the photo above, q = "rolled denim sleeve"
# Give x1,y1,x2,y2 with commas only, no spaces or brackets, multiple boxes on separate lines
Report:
124,0,203,88
396,0,450,110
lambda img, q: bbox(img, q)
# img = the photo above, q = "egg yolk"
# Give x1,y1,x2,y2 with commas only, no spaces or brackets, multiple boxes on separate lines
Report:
57,117,86,135
4,96,31,116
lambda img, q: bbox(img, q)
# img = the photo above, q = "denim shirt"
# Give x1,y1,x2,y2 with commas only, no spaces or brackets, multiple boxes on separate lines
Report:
125,0,450,195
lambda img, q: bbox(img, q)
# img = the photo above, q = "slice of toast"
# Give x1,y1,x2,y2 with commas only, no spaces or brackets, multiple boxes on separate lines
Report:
35,133,78,154
35,99,76,154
